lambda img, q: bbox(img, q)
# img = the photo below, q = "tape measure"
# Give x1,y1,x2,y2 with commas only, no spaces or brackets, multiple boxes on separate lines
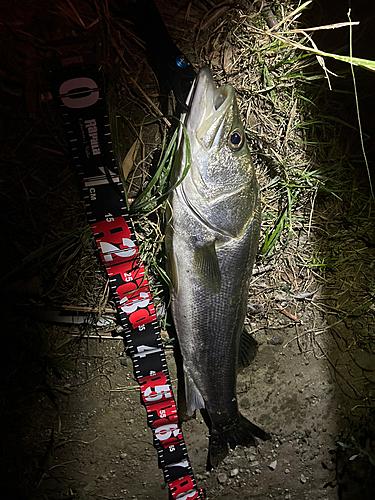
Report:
46,53,204,500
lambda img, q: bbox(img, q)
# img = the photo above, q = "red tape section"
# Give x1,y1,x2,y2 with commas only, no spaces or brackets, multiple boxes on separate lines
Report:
46,56,204,500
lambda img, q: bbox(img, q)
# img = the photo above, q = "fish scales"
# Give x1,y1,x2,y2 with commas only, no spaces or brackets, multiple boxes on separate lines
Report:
166,66,269,467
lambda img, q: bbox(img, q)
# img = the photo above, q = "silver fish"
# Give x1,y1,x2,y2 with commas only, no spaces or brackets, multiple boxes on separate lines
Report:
166,66,269,466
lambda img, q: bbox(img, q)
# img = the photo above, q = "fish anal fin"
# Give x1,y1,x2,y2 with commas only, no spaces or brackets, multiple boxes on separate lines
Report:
184,372,205,416
238,327,258,369
193,240,221,294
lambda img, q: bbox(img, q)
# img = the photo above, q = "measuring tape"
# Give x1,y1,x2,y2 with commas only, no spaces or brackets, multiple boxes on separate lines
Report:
46,53,204,500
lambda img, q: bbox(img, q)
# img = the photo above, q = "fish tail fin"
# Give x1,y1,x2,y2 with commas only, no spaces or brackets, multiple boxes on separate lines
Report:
227,413,271,449
209,414,270,468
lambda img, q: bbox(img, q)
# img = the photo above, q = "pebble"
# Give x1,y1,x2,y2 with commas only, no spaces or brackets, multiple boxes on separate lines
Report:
268,460,277,470
217,473,227,484
120,453,127,460
270,335,283,345
285,468,290,474
300,473,307,483
230,468,239,477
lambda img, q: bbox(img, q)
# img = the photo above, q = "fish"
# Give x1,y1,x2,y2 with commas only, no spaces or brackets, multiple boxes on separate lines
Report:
165,66,270,467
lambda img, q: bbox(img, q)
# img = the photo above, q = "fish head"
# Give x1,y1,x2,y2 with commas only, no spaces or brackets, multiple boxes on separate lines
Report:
187,67,245,156
183,66,259,238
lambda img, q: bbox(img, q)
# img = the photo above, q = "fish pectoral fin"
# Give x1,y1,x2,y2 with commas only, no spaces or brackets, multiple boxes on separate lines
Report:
169,251,179,294
184,372,205,416
193,240,221,294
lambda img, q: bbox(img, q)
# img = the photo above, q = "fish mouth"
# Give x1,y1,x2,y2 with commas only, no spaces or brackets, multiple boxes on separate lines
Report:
188,66,234,151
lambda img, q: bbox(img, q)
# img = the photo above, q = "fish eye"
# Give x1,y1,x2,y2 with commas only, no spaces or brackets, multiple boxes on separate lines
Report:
228,128,244,151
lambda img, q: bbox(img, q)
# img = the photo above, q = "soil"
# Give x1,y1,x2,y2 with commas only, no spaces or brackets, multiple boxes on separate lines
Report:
1,1,375,500
41,332,340,500
0,309,341,500
3,226,375,500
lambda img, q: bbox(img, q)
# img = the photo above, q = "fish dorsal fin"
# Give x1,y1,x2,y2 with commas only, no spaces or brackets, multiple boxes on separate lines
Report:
193,240,221,294
238,328,258,369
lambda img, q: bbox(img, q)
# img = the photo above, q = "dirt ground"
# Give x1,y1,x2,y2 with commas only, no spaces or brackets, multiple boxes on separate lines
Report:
1,1,375,499
3,210,375,500
36,318,342,500
34,331,340,500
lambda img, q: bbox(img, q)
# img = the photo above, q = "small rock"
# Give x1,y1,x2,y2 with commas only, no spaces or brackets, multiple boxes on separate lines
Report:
270,335,283,345
268,460,277,471
254,469,262,474
300,474,307,484
230,468,239,477
217,473,227,485
120,453,127,460
285,468,290,474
